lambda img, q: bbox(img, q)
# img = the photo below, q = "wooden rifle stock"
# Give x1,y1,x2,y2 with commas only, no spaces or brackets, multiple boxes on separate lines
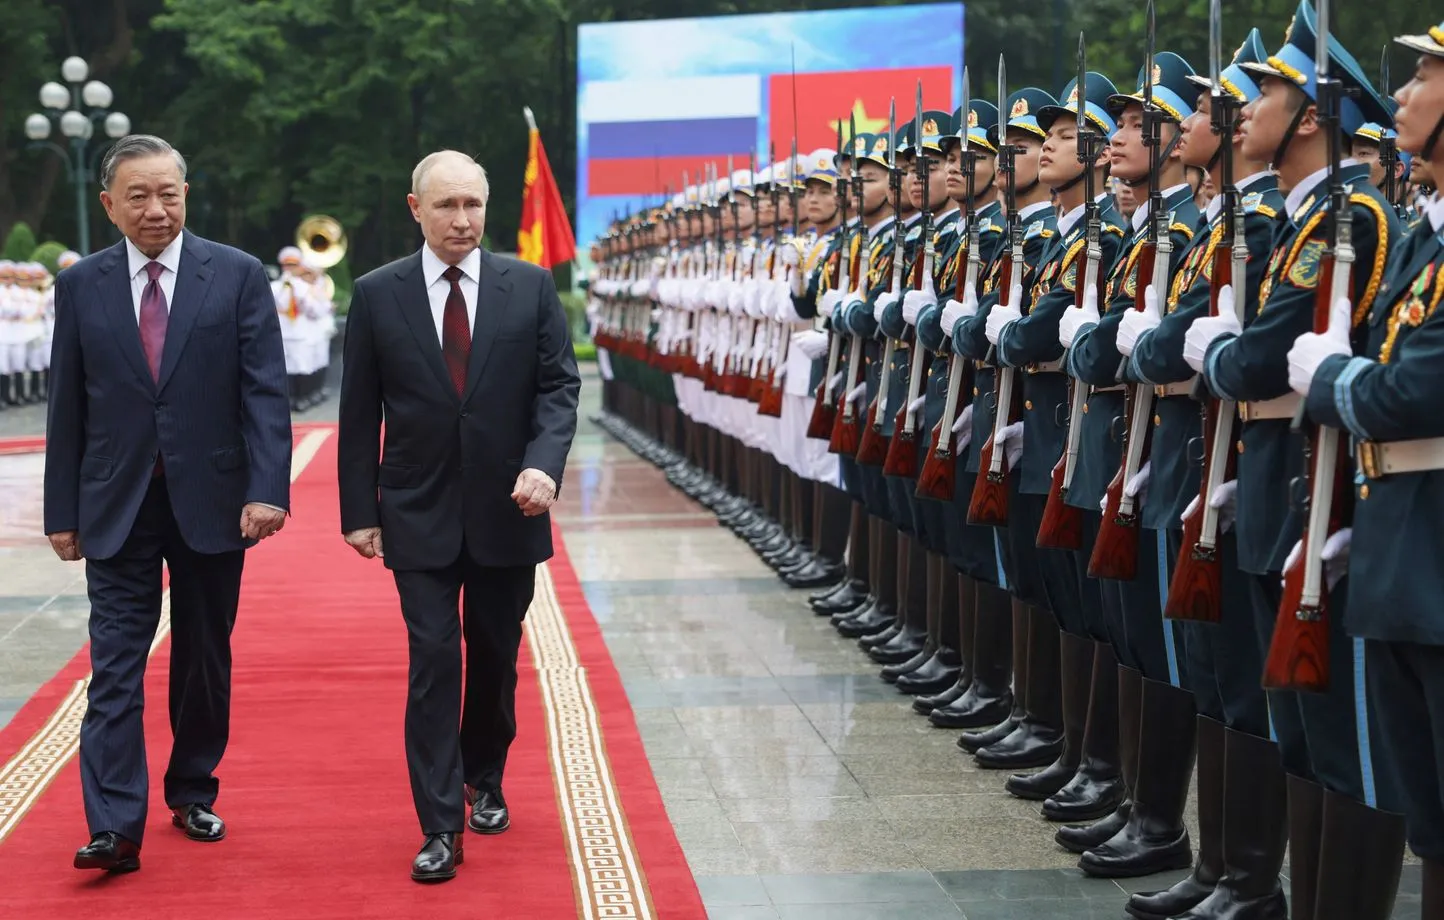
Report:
1037,267,1091,550
829,333,866,455
1166,245,1235,622
806,331,841,438
1088,244,1158,581
917,239,975,501
967,256,1018,527
883,251,930,478
1262,258,1342,693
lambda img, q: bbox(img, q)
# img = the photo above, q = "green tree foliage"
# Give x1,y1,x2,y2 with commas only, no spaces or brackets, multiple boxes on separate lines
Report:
1,0,1438,275
3,222,37,261
31,240,67,274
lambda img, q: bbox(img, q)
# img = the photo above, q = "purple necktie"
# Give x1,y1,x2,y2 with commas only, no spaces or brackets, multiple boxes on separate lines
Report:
441,265,472,396
139,261,168,382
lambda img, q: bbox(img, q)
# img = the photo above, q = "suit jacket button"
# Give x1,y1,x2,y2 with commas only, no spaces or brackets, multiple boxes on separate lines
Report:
1236,440,1245,454
1025,399,1033,410
1359,484,1370,500
1154,414,1161,426
460,410,469,418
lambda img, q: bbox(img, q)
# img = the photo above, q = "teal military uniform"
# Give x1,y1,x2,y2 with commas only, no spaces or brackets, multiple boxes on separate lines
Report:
1203,0,1399,807
1130,32,1281,740
996,72,1127,641
1302,18,1444,878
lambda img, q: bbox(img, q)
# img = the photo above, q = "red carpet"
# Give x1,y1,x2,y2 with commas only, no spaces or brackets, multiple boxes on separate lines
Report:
0,428,705,919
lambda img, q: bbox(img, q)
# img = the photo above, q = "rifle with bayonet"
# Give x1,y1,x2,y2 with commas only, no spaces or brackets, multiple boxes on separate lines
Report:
1167,0,1241,621
885,82,936,478
1379,48,1401,210
917,68,979,502
1090,0,1165,581
759,141,796,418
829,111,875,456
1264,0,1347,693
808,118,854,439
1038,36,1101,549
969,55,1023,526
856,99,905,467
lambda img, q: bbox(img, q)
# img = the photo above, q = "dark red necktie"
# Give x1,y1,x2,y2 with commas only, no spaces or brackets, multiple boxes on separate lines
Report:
139,261,168,381
441,265,471,396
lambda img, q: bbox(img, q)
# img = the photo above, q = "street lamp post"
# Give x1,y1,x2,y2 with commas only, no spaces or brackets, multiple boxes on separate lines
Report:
24,56,131,256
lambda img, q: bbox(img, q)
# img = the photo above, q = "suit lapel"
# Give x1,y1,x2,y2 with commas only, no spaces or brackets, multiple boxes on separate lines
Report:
461,250,513,404
156,233,216,393
97,241,155,389
393,252,457,400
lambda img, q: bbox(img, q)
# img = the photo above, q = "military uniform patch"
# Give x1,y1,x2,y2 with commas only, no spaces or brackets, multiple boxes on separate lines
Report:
1287,239,1326,289
1242,191,1264,212
1062,260,1079,292
1025,220,1045,240
1123,262,1139,299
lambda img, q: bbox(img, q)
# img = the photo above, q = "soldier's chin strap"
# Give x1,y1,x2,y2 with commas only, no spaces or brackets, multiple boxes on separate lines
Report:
1122,123,1184,188
1422,112,1444,163
1270,92,1313,179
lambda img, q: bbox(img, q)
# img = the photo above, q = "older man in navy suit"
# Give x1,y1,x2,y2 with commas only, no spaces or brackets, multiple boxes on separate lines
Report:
43,134,292,873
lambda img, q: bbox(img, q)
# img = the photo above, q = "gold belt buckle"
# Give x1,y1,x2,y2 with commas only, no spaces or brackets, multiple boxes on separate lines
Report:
1357,441,1382,480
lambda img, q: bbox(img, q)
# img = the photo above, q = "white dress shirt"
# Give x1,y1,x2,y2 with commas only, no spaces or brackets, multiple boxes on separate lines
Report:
125,231,185,322
420,245,480,343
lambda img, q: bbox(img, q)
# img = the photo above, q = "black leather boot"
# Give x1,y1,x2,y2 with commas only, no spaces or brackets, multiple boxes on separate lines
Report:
835,598,896,638
1423,860,1444,920
1057,665,1142,853
1124,716,1225,919
1007,628,1092,801
1166,727,1288,920
930,582,1012,729
909,573,967,707
1078,678,1195,879
784,558,845,588
957,716,1016,752
869,536,927,663
975,604,1063,771
1042,641,1125,822
1286,775,1324,920
1312,790,1405,920
896,559,962,694
913,672,968,715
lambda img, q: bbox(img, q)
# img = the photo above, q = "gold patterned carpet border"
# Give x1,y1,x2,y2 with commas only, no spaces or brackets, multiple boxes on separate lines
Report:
527,561,656,920
0,429,332,847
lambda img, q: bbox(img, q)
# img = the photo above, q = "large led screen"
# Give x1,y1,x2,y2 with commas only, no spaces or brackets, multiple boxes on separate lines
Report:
575,3,965,269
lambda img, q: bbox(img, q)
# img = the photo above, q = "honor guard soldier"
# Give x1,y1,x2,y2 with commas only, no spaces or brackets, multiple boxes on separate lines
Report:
830,130,903,643
273,246,310,410
995,66,1132,834
0,260,17,407
957,81,1072,778
1123,24,1293,919
922,98,1016,737
779,147,853,589
14,263,47,403
1285,15,1444,920
1058,40,1204,880
1188,2,1405,916
874,105,964,695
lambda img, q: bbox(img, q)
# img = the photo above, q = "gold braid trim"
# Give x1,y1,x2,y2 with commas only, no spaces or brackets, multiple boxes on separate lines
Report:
1350,192,1390,327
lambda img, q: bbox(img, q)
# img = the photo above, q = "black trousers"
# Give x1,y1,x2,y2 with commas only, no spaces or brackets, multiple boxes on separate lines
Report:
392,549,536,834
80,476,244,845
1367,639,1444,858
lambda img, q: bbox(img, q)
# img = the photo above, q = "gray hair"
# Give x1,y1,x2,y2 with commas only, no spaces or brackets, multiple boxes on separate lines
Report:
411,150,489,201
101,134,188,191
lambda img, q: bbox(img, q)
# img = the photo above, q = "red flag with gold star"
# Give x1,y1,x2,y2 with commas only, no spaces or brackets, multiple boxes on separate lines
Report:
517,107,576,269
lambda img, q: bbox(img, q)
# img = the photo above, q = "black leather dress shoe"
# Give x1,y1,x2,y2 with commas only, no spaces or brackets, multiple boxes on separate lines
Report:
412,832,463,882
171,803,226,841
467,786,510,834
74,832,141,872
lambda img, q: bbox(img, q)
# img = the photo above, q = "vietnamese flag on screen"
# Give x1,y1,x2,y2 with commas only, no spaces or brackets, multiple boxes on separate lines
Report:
768,67,953,156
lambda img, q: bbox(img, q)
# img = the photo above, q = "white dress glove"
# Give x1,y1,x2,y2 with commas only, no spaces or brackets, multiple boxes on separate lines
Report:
1287,297,1353,396
1059,285,1101,349
1125,460,1150,504
902,288,936,326
1183,285,1243,372
1182,479,1238,534
791,329,829,361
1118,285,1163,357
997,421,1024,470
952,404,974,453
986,303,1022,345
1282,526,1352,592
819,289,844,320
873,290,899,323
939,288,980,334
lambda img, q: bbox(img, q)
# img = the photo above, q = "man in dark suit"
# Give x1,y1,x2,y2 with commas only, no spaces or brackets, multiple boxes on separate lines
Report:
337,149,581,882
43,135,292,873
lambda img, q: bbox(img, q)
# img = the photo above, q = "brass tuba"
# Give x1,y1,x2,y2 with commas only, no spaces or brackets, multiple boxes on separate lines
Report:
296,214,347,269
296,214,345,301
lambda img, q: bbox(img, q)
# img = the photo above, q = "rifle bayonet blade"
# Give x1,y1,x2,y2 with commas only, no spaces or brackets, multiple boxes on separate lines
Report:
1209,0,1222,92
1380,46,1390,93
1145,0,1156,108
997,54,1007,134
1316,0,1330,80
887,98,897,169
961,67,971,136
1077,34,1087,135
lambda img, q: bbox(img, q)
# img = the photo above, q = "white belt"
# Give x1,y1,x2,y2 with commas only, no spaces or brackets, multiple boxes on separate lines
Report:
1028,359,1064,374
1091,384,1125,393
1238,393,1300,422
1154,378,1196,398
1357,437,1444,478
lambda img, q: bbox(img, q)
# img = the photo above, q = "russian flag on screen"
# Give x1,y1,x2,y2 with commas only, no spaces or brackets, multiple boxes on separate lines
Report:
581,75,761,197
